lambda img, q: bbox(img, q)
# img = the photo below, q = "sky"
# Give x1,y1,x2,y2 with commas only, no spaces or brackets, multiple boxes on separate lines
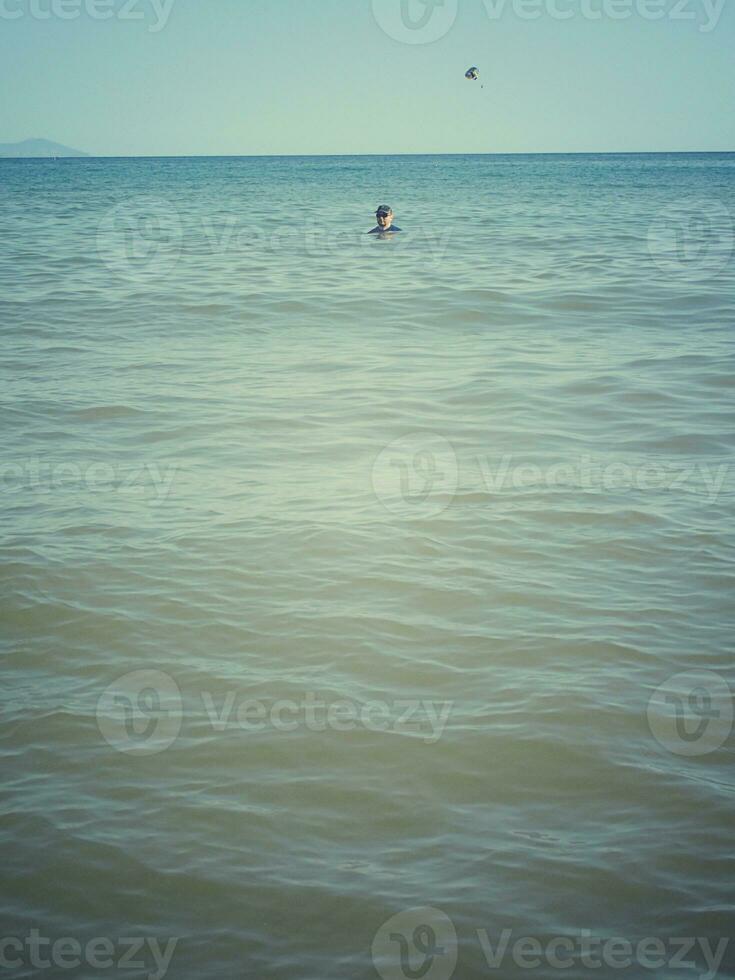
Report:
0,0,733,155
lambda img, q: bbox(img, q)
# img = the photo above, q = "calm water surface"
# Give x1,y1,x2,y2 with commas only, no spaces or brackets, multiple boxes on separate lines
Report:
1,154,734,979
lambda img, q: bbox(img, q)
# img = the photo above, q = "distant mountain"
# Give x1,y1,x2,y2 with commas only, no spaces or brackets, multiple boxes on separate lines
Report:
0,138,89,158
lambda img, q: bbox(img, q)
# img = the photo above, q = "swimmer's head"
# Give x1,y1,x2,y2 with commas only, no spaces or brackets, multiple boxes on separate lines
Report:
376,205,394,229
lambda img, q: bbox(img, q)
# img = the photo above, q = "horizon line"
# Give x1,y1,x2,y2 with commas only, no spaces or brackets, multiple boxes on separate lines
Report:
2,149,734,159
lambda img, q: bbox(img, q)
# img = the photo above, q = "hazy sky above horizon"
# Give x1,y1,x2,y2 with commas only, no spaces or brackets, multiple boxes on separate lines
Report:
0,0,733,155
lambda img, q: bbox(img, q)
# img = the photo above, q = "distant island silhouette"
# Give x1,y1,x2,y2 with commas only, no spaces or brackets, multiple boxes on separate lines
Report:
0,138,89,158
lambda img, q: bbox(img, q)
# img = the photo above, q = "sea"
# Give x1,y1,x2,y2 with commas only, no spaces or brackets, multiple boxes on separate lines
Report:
1,153,734,980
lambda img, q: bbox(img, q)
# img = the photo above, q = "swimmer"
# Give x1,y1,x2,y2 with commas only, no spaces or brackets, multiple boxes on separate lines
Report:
368,205,402,234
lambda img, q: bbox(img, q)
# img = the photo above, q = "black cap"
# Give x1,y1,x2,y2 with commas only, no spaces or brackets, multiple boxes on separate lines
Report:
376,205,393,217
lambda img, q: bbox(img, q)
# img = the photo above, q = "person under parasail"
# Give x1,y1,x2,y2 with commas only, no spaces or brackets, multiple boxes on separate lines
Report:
368,205,402,234
465,66,483,88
